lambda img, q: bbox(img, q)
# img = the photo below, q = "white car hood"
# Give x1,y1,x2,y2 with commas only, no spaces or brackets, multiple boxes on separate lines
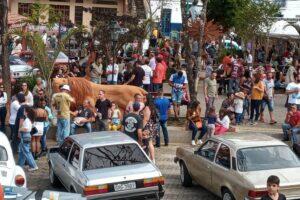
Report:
10,64,32,72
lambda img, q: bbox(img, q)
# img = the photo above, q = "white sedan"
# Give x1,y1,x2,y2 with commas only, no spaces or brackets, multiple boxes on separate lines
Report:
0,132,26,187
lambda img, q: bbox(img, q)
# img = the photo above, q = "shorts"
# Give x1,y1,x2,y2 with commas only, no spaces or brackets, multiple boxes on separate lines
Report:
172,90,183,104
261,98,274,112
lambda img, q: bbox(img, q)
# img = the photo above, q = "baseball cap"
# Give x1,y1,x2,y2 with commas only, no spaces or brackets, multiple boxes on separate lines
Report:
60,85,71,91
133,102,140,112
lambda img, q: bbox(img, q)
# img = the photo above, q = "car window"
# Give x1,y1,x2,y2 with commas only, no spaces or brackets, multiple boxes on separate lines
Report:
59,139,73,160
215,144,231,169
83,143,149,171
69,144,80,169
0,146,8,161
197,140,219,161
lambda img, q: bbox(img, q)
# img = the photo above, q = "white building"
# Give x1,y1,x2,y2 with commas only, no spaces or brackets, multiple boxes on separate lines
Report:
274,0,300,20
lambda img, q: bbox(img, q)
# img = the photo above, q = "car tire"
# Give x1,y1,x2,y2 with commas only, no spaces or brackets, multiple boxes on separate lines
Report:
49,164,60,187
180,162,192,187
222,188,235,200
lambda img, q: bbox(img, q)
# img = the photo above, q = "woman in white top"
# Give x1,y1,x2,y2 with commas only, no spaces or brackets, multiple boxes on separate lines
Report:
9,95,20,141
215,109,230,135
21,82,34,107
141,58,153,92
0,85,7,133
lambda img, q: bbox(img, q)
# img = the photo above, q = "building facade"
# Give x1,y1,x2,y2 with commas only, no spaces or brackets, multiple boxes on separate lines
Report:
8,0,146,28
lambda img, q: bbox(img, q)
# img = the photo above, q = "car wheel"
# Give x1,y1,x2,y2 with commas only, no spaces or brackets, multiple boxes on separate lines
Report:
180,162,192,187
49,164,60,187
222,188,235,200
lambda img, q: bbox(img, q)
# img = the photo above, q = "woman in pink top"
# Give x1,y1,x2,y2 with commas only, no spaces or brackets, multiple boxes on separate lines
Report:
152,56,164,92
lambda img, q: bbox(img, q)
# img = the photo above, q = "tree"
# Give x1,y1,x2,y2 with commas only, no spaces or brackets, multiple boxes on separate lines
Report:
0,0,11,100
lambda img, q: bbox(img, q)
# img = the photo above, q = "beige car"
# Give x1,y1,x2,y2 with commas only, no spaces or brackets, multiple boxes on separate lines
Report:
174,133,300,200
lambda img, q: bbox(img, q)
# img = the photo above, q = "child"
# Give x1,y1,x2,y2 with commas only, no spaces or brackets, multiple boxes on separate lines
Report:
261,175,286,200
108,102,122,131
234,92,244,125
206,107,217,139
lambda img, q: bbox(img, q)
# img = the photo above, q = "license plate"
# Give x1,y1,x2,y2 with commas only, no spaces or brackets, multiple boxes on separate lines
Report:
114,182,136,192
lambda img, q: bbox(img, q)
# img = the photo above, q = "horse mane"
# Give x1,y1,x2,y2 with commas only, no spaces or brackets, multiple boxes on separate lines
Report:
67,77,94,106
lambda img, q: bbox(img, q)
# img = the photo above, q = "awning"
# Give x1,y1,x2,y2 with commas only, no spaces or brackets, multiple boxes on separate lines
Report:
8,12,26,29
268,20,299,39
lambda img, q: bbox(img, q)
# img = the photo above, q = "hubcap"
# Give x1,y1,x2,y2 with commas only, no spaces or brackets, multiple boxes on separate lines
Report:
223,193,232,200
180,164,184,182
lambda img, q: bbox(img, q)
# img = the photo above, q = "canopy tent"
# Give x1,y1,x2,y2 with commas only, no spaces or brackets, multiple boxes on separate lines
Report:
268,20,299,39
8,12,26,29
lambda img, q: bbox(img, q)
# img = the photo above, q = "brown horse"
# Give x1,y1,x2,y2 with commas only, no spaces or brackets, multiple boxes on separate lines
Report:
52,77,147,110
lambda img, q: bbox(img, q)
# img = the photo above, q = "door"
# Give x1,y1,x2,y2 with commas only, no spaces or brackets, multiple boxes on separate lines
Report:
56,139,73,187
191,140,219,189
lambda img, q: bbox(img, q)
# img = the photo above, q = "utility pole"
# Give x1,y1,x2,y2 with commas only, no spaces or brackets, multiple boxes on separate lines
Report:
1,0,11,100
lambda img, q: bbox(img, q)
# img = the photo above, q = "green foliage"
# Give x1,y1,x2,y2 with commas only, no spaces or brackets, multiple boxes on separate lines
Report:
233,0,280,42
207,0,247,29
13,76,37,95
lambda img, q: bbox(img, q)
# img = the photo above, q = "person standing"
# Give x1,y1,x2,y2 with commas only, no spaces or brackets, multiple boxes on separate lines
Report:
32,78,46,96
52,85,74,145
228,59,244,93
90,57,103,84
187,101,205,146
246,50,253,77
18,106,38,171
106,57,119,85
0,85,7,133
21,82,34,107
141,58,153,91
169,70,187,120
260,71,277,124
204,71,218,117
122,102,143,145
152,56,164,92
9,94,20,143
95,90,112,131
250,74,265,125
125,61,145,87
286,73,300,110
154,90,170,147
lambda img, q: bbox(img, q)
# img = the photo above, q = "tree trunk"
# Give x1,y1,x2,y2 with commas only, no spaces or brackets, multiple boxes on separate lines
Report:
1,0,11,100
196,0,208,93
181,0,196,101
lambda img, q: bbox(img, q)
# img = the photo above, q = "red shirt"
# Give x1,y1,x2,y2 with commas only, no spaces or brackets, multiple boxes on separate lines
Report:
161,60,168,80
289,111,300,127
152,63,164,84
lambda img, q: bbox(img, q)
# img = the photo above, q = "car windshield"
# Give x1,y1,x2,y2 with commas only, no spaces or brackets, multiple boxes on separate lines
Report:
9,56,27,65
0,146,8,161
237,146,300,172
83,143,149,171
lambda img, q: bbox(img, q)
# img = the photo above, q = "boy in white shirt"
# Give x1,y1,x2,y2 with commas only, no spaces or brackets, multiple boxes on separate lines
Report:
234,92,245,125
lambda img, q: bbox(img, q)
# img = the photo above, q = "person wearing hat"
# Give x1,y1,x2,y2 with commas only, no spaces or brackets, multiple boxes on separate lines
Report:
52,84,75,144
122,102,143,145
234,92,245,125
282,104,300,142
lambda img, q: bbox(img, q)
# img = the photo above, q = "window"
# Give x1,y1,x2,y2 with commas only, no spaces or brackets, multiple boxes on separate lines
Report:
69,144,81,169
197,140,219,161
59,139,73,160
215,144,231,169
50,5,70,25
92,0,118,5
83,144,149,171
18,3,32,16
76,0,83,3
237,146,300,172
75,6,83,26
0,146,8,161
92,7,117,21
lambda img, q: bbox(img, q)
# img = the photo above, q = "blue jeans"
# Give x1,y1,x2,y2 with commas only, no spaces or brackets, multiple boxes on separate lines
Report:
18,138,37,168
235,113,243,124
41,125,50,151
57,118,70,145
153,84,162,92
228,78,239,93
189,122,207,140
261,98,274,112
291,127,300,145
70,122,92,135
250,100,262,121
282,123,291,140
10,124,19,154
0,107,6,133
156,120,169,146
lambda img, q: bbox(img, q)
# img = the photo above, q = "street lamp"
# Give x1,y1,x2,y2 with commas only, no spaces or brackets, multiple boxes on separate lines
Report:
109,21,121,84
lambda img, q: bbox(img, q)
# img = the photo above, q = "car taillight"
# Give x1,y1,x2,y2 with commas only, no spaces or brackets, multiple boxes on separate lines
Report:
248,190,268,198
143,176,165,187
15,175,25,187
83,184,108,196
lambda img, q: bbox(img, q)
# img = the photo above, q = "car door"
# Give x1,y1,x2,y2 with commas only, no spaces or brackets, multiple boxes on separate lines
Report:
56,139,73,188
211,144,232,195
64,143,84,192
190,140,219,190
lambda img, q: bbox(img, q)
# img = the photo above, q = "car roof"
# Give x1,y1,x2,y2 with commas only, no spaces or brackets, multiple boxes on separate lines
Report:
211,133,287,150
69,131,137,149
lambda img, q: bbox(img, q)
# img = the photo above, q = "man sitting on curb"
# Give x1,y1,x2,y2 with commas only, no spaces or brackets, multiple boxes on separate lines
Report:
70,99,95,135
282,104,300,146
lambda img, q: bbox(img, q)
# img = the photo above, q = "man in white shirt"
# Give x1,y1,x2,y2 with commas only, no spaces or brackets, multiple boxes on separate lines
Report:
141,58,153,92
106,57,119,85
286,73,300,110
246,50,253,76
